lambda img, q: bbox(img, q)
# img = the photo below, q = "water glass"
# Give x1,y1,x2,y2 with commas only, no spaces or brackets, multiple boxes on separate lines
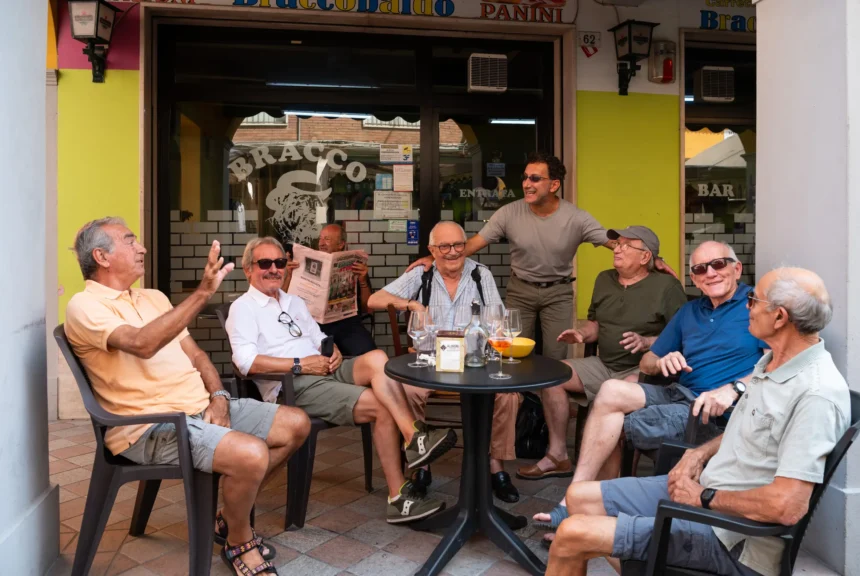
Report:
407,310,429,368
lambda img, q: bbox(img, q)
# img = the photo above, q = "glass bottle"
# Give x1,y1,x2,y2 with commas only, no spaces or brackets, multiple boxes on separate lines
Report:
464,300,488,368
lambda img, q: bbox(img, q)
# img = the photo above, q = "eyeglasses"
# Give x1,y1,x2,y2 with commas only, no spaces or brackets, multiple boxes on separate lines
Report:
278,311,303,337
690,257,736,276
616,242,648,253
521,174,551,183
430,242,466,254
255,258,288,270
746,291,772,309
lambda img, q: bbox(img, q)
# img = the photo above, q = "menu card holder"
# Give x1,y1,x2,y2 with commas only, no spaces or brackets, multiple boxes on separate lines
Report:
435,330,465,373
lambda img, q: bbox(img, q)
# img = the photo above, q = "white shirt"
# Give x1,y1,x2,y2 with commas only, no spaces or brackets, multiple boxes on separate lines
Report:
226,285,326,391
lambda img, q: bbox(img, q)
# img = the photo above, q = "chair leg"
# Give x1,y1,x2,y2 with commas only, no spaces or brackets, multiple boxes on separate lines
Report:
361,423,374,493
188,471,219,576
129,479,162,537
72,458,122,576
631,450,641,477
574,404,589,461
621,441,635,478
285,426,321,531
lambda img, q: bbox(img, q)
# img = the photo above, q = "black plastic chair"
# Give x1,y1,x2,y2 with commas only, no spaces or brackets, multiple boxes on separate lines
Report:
54,325,220,576
215,303,375,530
622,389,860,576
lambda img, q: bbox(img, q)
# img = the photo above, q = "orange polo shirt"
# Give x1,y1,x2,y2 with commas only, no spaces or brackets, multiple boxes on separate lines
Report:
64,280,210,455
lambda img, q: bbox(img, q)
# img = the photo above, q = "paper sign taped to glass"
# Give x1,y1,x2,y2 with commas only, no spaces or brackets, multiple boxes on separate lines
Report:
287,244,368,324
374,190,412,219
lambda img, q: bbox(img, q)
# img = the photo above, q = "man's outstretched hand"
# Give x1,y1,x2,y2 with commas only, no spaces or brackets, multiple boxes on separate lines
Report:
198,241,235,297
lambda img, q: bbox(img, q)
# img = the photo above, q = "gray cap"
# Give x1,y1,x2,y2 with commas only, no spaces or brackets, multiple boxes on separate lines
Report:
607,226,660,257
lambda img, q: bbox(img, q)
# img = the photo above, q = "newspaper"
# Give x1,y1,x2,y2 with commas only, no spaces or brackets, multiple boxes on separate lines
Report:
287,244,367,325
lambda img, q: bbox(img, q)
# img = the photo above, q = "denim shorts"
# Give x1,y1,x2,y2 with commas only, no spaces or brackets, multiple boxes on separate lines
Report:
602,475,760,575
623,384,720,451
119,398,279,473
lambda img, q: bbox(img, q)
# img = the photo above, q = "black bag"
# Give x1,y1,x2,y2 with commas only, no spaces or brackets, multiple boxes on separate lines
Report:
515,392,549,459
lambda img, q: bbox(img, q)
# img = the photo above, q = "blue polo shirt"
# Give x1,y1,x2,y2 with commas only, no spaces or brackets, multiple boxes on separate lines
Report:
650,283,767,396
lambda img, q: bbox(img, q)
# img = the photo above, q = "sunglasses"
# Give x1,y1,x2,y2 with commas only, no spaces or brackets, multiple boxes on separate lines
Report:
746,291,772,309
690,257,736,276
255,258,288,270
431,242,466,254
521,174,551,183
278,311,303,337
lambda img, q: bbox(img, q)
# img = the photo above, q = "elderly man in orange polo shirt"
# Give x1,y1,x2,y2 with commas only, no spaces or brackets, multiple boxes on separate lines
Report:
64,217,309,576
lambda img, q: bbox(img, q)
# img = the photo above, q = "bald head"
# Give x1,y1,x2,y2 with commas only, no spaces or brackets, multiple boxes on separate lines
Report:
318,224,346,254
761,267,832,334
429,221,466,245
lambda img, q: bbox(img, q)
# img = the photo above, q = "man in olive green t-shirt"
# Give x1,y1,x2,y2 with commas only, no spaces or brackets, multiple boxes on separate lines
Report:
517,226,688,480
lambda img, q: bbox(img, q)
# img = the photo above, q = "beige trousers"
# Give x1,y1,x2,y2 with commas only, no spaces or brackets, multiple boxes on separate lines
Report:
404,386,521,461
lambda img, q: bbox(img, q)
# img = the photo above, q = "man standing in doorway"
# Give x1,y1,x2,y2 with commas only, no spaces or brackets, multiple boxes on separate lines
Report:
408,151,675,360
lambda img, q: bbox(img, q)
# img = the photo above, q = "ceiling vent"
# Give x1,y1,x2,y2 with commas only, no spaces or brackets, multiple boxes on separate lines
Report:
694,66,735,103
468,53,508,93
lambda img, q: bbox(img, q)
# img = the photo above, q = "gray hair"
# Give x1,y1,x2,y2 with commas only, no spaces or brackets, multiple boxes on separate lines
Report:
73,217,127,280
242,236,286,271
765,273,833,335
689,241,739,270
429,221,467,245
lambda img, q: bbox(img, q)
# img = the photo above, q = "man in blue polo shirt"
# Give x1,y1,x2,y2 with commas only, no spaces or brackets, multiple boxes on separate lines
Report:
534,241,767,535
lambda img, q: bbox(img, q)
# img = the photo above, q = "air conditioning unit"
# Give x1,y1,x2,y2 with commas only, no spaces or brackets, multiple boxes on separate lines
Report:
694,66,735,103
468,53,508,93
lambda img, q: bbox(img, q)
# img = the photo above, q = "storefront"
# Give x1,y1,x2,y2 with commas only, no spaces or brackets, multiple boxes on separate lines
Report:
50,0,757,415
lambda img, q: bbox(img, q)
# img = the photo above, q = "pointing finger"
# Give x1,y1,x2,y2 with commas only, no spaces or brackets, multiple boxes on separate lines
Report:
208,241,221,264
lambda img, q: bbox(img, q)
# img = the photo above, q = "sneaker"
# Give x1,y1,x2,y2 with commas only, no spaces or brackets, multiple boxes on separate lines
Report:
386,481,445,524
404,422,457,469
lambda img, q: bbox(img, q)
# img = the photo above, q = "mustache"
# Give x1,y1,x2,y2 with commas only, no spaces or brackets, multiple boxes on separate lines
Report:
263,273,283,280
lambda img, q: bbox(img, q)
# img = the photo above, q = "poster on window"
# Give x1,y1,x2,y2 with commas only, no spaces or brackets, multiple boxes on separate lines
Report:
393,164,414,191
380,144,413,164
374,190,412,219
287,245,368,324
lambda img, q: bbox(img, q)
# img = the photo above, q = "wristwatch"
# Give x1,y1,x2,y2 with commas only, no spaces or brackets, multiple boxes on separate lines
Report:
210,390,231,402
292,358,302,375
732,380,747,398
701,488,717,509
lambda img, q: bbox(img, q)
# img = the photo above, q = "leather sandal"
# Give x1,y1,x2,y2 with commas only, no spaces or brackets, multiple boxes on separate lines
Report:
222,538,278,575
215,511,276,561
515,454,574,480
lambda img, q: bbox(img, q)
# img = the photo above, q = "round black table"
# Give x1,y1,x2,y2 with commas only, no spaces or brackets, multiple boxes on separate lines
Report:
385,353,572,576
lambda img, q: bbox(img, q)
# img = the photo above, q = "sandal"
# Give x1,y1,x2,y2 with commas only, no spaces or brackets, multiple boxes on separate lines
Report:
516,454,573,481
533,503,568,530
221,538,279,575
215,511,276,561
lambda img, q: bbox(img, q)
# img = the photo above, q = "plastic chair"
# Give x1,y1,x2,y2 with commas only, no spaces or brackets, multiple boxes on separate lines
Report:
215,303,375,530
621,389,860,576
54,325,219,576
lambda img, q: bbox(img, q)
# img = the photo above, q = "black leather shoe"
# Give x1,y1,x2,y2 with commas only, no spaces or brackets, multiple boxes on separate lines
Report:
491,471,520,503
410,467,432,497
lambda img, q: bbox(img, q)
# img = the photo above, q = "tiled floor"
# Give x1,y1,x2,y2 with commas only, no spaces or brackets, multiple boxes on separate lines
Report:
46,419,840,576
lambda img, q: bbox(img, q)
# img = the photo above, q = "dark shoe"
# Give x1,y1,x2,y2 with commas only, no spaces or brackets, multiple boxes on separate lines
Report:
491,471,520,503
410,467,432,497
386,480,445,524
404,421,457,469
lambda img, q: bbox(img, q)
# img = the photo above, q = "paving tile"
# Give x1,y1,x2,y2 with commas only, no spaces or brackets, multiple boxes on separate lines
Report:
305,499,335,521
112,567,158,576
341,455,383,473
144,502,189,530
313,466,364,485
461,534,507,560
50,459,81,475
47,553,75,576
97,529,132,553
48,439,78,452
118,532,185,563
344,519,409,548
153,482,186,503
88,550,117,576
345,495,389,519
66,432,97,443
50,422,79,432
160,521,189,542
349,551,418,576
67,452,97,467
60,498,88,521
382,530,442,564
316,449,363,465
317,435,361,450
510,497,555,519
309,507,371,534
276,554,341,576
533,484,566,503
272,524,337,553
480,559,530,575
50,467,93,487
311,485,367,507
442,547,496,576
254,486,287,512
252,508,288,538
106,553,143,576
309,478,336,495
51,444,97,459
142,548,192,576
65,478,92,497
307,535,376,569
337,427,364,440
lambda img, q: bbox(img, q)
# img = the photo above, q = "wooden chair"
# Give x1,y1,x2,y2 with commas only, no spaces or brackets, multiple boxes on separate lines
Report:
54,326,220,576
216,303,375,530
621,390,860,576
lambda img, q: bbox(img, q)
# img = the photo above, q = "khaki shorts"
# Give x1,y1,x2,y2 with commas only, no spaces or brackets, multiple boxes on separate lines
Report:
119,398,279,473
282,357,365,427
569,356,640,402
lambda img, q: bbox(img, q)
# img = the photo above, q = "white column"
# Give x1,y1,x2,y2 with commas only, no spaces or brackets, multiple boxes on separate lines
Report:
0,1,59,573
755,0,860,573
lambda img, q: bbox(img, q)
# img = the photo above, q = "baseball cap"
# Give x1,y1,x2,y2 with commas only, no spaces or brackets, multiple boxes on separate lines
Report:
607,226,660,257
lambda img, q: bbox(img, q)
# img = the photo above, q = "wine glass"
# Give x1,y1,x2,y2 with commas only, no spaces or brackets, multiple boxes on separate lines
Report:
503,309,522,364
481,304,505,362
425,305,447,361
488,319,512,380
407,310,429,368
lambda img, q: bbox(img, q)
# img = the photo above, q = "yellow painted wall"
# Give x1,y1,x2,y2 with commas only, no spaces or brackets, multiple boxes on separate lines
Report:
575,90,681,317
58,69,140,321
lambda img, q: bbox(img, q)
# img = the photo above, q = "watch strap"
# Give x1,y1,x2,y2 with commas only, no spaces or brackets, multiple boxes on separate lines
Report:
701,488,716,509
211,390,231,401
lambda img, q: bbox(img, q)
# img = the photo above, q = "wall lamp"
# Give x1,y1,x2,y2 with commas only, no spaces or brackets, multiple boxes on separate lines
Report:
68,0,120,83
608,19,658,96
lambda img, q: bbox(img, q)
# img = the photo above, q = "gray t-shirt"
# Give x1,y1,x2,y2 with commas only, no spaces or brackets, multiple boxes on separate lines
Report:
699,340,850,576
478,199,606,283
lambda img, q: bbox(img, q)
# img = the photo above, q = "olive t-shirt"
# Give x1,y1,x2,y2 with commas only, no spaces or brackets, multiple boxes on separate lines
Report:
587,270,688,371
478,199,607,283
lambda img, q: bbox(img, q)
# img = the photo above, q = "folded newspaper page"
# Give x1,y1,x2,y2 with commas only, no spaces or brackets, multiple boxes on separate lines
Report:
287,245,367,325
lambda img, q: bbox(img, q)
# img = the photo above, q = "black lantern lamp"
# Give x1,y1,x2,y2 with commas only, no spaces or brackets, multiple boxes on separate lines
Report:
608,19,658,96
68,0,120,83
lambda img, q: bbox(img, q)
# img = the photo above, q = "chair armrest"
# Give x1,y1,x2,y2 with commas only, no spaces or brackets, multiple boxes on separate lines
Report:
251,372,297,406
222,377,238,398
654,440,696,475
646,499,791,575
88,408,188,431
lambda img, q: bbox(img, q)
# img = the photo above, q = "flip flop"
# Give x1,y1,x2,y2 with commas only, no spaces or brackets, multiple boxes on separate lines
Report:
533,503,568,530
